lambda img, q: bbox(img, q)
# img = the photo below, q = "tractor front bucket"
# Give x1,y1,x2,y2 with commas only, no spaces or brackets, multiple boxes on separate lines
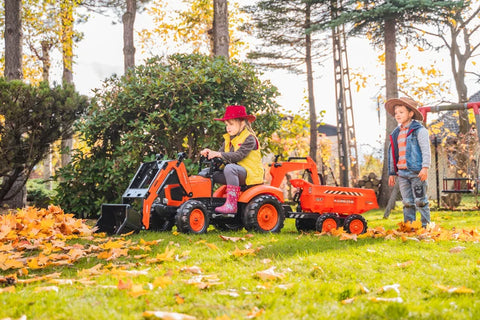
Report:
95,204,143,235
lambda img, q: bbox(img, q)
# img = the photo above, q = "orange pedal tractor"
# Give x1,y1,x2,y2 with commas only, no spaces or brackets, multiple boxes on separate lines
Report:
96,154,378,235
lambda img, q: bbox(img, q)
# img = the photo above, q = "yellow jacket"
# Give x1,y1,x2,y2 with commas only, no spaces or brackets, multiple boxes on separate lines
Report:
222,128,264,185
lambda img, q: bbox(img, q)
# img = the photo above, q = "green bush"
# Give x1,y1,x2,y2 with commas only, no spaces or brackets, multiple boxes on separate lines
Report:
55,54,281,218
26,179,56,208
0,79,89,206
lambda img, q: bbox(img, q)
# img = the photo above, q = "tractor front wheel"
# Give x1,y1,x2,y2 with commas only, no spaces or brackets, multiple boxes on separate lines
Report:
344,214,367,234
243,195,285,233
316,213,339,233
175,200,209,234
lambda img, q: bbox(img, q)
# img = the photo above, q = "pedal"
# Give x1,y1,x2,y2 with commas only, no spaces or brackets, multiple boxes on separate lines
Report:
212,213,236,219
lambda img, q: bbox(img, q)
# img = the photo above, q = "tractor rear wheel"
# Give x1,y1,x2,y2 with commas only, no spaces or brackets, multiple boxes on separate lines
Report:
243,195,284,233
344,214,367,234
316,213,339,233
175,200,209,234
295,218,316,232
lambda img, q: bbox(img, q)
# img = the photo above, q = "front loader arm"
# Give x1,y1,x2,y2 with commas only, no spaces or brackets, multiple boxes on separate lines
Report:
142,161,192,229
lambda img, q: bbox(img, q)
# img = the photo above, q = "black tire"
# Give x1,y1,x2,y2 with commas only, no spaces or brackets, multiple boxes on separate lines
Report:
243,195,285,233
344,214,367,234
315,213,339,233
175,200,209,234
295,218,317,232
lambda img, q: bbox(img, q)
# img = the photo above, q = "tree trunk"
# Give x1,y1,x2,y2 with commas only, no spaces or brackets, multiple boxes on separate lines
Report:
3,0,26,209
213,0,229,59
305,4,317,163
60,0,75,167
378,17,399,208
123,0,136,72
41,41,53,190
4,0,23,80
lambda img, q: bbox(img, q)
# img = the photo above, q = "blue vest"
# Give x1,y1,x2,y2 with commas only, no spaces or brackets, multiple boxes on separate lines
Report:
388,120,424,174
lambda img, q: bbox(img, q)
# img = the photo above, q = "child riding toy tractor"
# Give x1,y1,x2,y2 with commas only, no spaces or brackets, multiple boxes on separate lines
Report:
95,153,378,235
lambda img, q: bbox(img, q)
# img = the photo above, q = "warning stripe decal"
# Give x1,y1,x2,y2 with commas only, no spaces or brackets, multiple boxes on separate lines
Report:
324,190,363,196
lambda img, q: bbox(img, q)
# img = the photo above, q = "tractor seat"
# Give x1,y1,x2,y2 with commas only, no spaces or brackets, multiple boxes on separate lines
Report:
240,184,262,192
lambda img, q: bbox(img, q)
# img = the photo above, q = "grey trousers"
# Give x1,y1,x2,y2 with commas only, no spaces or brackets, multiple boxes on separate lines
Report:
199,163,247,186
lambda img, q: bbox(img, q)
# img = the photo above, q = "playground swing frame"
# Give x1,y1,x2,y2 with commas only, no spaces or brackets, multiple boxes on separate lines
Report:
418,102,480,204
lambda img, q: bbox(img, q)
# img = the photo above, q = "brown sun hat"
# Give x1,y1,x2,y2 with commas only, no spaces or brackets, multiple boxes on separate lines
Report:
385,97,424,121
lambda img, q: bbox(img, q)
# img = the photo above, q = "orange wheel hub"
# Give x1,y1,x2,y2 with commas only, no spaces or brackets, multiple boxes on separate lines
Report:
348,219,364,234
322,218,337,232
189,208,205,232
257,204,278,231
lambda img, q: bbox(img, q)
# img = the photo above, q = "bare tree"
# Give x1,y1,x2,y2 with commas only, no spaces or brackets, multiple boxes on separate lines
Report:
4,0,23,80
213,0,229,59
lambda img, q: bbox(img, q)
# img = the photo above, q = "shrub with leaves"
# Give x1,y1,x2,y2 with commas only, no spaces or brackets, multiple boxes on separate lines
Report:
55,54,281,218
0,79,88,205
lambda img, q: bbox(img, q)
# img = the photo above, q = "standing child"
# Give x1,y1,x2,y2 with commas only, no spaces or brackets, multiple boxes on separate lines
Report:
200,105,264,214
386,97,431,227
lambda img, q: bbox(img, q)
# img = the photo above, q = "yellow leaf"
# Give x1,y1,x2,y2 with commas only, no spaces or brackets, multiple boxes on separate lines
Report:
205,243,218,250
435,284,474,294
246,307,264,319
143,310,196,320
175,293,185,304
255,266,285,281
34,286,59,293
146,247,175,263
129,284,148,297
153,276,172,289
231,247,256,257
341,297,356,304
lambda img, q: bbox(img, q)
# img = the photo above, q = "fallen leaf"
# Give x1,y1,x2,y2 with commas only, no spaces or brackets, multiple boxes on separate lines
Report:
393,260,414,268
359,283,370,294
255,266,285,281
231,247,256,257
129,284,148,297
118,278,133,290
205,243,218,250
0,286,15,293
219,235,245,242
341,297,356,304
435,284,474,294
368,297,403,303
449,246,466,253
246,307,264,319
180,266,202,274
34,286,59,293
153,276,172,289
143,310,196,320
175,293,185,304
378,284,400,294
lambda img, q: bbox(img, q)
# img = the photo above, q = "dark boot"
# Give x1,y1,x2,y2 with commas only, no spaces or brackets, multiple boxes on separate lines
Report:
215,185,241,214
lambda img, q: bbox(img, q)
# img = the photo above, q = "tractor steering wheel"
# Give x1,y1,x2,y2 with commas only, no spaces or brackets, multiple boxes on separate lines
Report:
199,156,225,176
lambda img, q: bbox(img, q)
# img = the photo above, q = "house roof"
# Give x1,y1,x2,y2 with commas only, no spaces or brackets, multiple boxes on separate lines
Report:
317,123,337,136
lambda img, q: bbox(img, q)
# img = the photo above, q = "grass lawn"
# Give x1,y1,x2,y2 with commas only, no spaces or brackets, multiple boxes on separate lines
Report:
1,202,480,320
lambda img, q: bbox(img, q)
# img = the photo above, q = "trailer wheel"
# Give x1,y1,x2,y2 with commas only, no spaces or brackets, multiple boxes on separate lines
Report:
344,214,367,234
244,195,284,233
175,200,209,234
316,213,339,233
295,218,316,232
